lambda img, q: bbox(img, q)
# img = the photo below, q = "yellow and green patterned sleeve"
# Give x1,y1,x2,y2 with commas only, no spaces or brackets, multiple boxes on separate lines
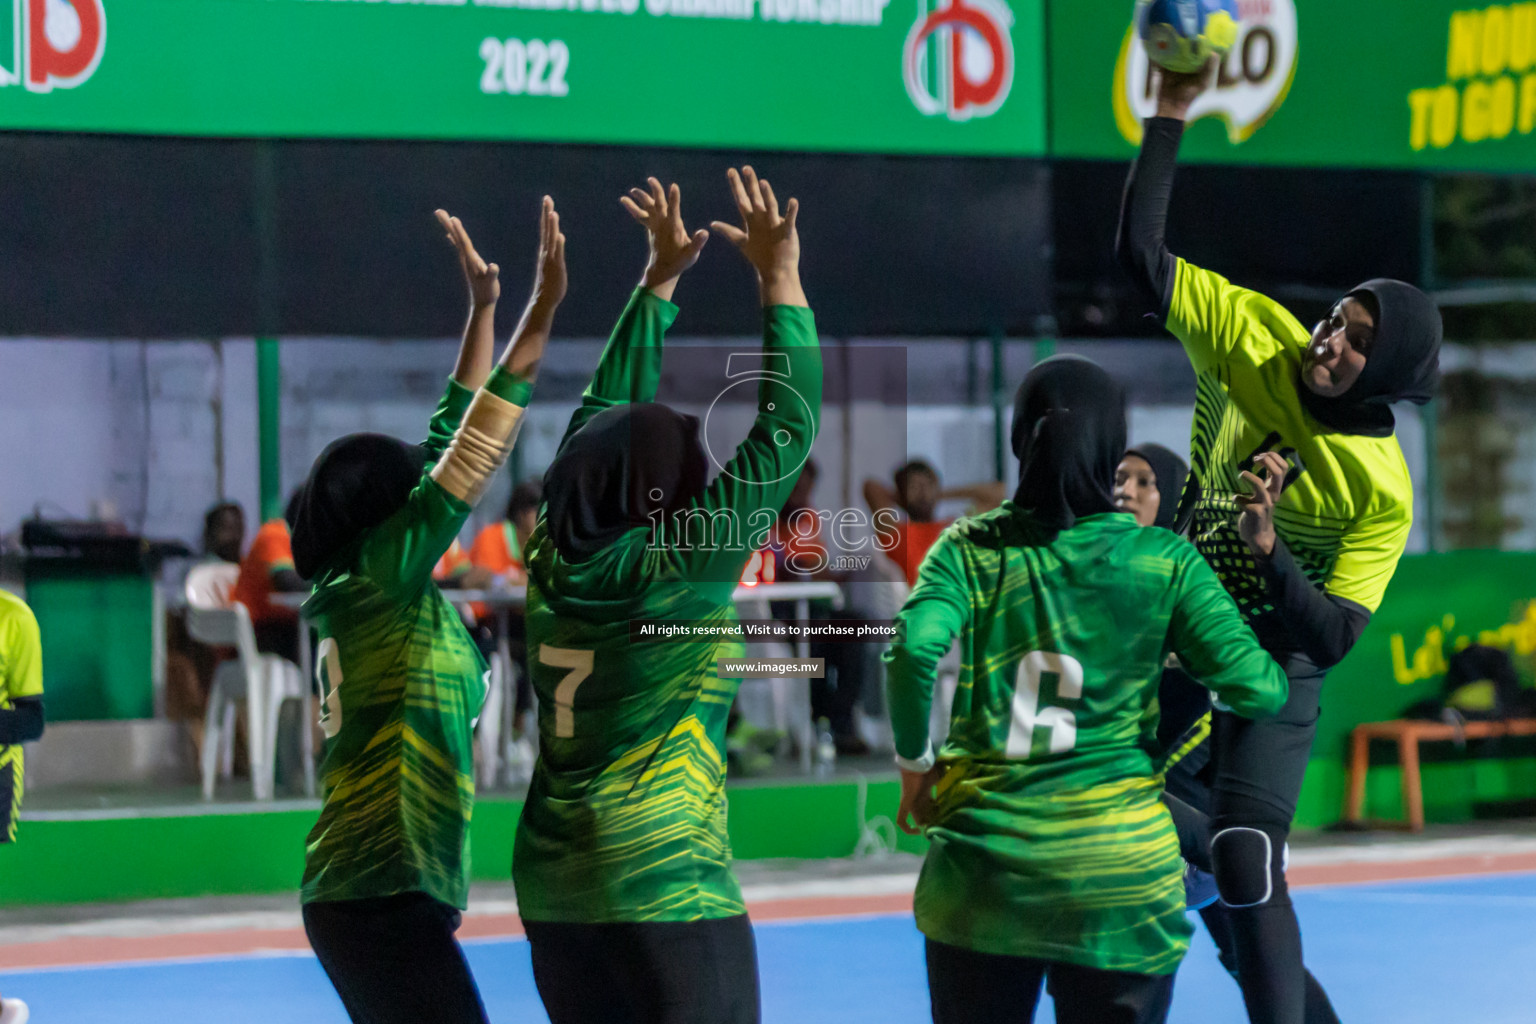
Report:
423,378,476,460
1167,258,1285,376
1167,547,1287,719
0,600,43,700
884,530,969,768
1325,505,1411,613
558,288,677,451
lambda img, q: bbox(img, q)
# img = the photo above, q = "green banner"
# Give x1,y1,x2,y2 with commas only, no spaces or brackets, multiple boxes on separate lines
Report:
1296,550,1536,827
1050,0,1536,171
0,0,1044,156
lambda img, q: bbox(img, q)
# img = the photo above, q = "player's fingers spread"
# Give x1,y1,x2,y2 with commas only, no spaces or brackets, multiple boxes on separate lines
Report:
741,165,766,212
619,196,646,222
648,177,667,216
629,186,654,211
760,179,781,220
726,168,752,222
669,183,683,224
709,221,747,247
784,196,800,232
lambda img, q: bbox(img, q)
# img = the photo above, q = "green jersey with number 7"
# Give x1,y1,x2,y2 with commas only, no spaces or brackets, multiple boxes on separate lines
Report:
884,508,1287,974
513,288,821,924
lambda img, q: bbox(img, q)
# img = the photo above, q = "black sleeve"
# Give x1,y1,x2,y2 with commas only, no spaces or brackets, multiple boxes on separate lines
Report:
0,696,44,744
1115,117,1185,321
1256,537,1371,670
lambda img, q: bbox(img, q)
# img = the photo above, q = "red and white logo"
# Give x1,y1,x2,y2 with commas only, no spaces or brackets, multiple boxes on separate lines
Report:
3,0,106,92
903,0,1014,122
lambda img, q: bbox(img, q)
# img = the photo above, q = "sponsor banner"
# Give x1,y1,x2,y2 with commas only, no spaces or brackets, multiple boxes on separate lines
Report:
1052,0,1536,171
0,0,1044,156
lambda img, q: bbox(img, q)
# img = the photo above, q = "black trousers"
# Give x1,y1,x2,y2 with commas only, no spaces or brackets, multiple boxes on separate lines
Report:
525,914,760,1024
1209,660,1333,1024
303,892,488,1024
926,939,1173,1024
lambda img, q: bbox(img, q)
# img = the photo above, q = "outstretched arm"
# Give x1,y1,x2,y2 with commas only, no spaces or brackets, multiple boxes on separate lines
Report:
431,198,564,510
678,167,820,596
1114,64,1209,318
556,178,708,450
437,208,501,392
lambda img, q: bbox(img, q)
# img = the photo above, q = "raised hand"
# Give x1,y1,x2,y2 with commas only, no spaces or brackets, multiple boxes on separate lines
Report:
530,195,568,320
709,165,806,308
435,209,500,310
1154,58,1217,120
620,177,708,301
501,196,566,383
1238,450,1288,558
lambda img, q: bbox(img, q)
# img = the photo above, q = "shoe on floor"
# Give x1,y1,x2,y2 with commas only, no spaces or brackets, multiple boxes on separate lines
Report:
1184,862,1220,912
0,997,31,1024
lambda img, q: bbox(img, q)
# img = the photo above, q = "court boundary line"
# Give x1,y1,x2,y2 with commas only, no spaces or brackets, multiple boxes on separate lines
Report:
6,848,1536,973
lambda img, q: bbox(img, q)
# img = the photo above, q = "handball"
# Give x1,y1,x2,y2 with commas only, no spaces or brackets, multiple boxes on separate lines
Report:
1136,0,1240,74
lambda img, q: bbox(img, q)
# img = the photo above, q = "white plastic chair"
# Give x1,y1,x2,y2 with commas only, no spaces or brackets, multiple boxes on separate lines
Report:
185,564,315,801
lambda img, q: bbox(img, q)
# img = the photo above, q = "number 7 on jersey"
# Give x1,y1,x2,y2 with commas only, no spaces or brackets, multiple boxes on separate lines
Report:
539,645,593,739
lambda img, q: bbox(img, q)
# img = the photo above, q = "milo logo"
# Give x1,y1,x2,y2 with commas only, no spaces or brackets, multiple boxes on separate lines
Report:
0,0,106,92
1113,0,1297,146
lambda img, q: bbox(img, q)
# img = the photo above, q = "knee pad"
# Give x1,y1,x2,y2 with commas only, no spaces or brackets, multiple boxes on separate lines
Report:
1210,827,1275,908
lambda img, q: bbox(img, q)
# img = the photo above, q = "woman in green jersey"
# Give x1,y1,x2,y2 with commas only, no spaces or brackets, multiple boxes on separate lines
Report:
886,355,1288,1024
291,201,565,1024
513,169,819,1024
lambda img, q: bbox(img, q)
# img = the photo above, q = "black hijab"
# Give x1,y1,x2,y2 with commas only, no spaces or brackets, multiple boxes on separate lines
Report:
1300,279,1442,437
1010,355,1126,531
288,433,429,580
1124,443,1188,531
542,402,709,563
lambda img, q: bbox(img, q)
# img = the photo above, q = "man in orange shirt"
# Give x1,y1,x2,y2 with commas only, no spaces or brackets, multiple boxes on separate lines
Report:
864,461,1004,586
232,493,307,662
468,479,543,584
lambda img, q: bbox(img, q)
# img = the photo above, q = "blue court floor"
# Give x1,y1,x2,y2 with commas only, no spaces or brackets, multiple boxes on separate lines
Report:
3,872,1534,1023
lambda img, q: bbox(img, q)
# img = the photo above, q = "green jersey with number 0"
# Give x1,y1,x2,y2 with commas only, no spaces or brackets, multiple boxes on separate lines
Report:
885,508,1286,974
512,288,821,924
301,373,526,909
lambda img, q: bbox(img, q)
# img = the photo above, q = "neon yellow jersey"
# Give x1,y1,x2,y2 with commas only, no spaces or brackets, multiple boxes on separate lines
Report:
1168,259,1412,619
0,589,44,843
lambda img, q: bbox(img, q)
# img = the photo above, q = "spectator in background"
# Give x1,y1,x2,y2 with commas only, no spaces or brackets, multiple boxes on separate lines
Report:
468,479,543,586
202,501,247,565
166,501,250,759
233,491,307,662
864,460,1005,586
0,590,41,1024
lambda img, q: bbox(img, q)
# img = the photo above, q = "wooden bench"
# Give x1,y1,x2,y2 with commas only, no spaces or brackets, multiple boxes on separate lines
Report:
1343,718,1536,831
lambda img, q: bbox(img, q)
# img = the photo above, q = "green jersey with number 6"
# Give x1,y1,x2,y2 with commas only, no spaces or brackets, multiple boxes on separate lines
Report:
300,378,509,910
512,289,821,924
884,507,1286,974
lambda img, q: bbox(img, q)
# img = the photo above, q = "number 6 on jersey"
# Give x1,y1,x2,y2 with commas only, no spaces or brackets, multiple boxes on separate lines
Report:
1005,650,1083,760
540,645,593,739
